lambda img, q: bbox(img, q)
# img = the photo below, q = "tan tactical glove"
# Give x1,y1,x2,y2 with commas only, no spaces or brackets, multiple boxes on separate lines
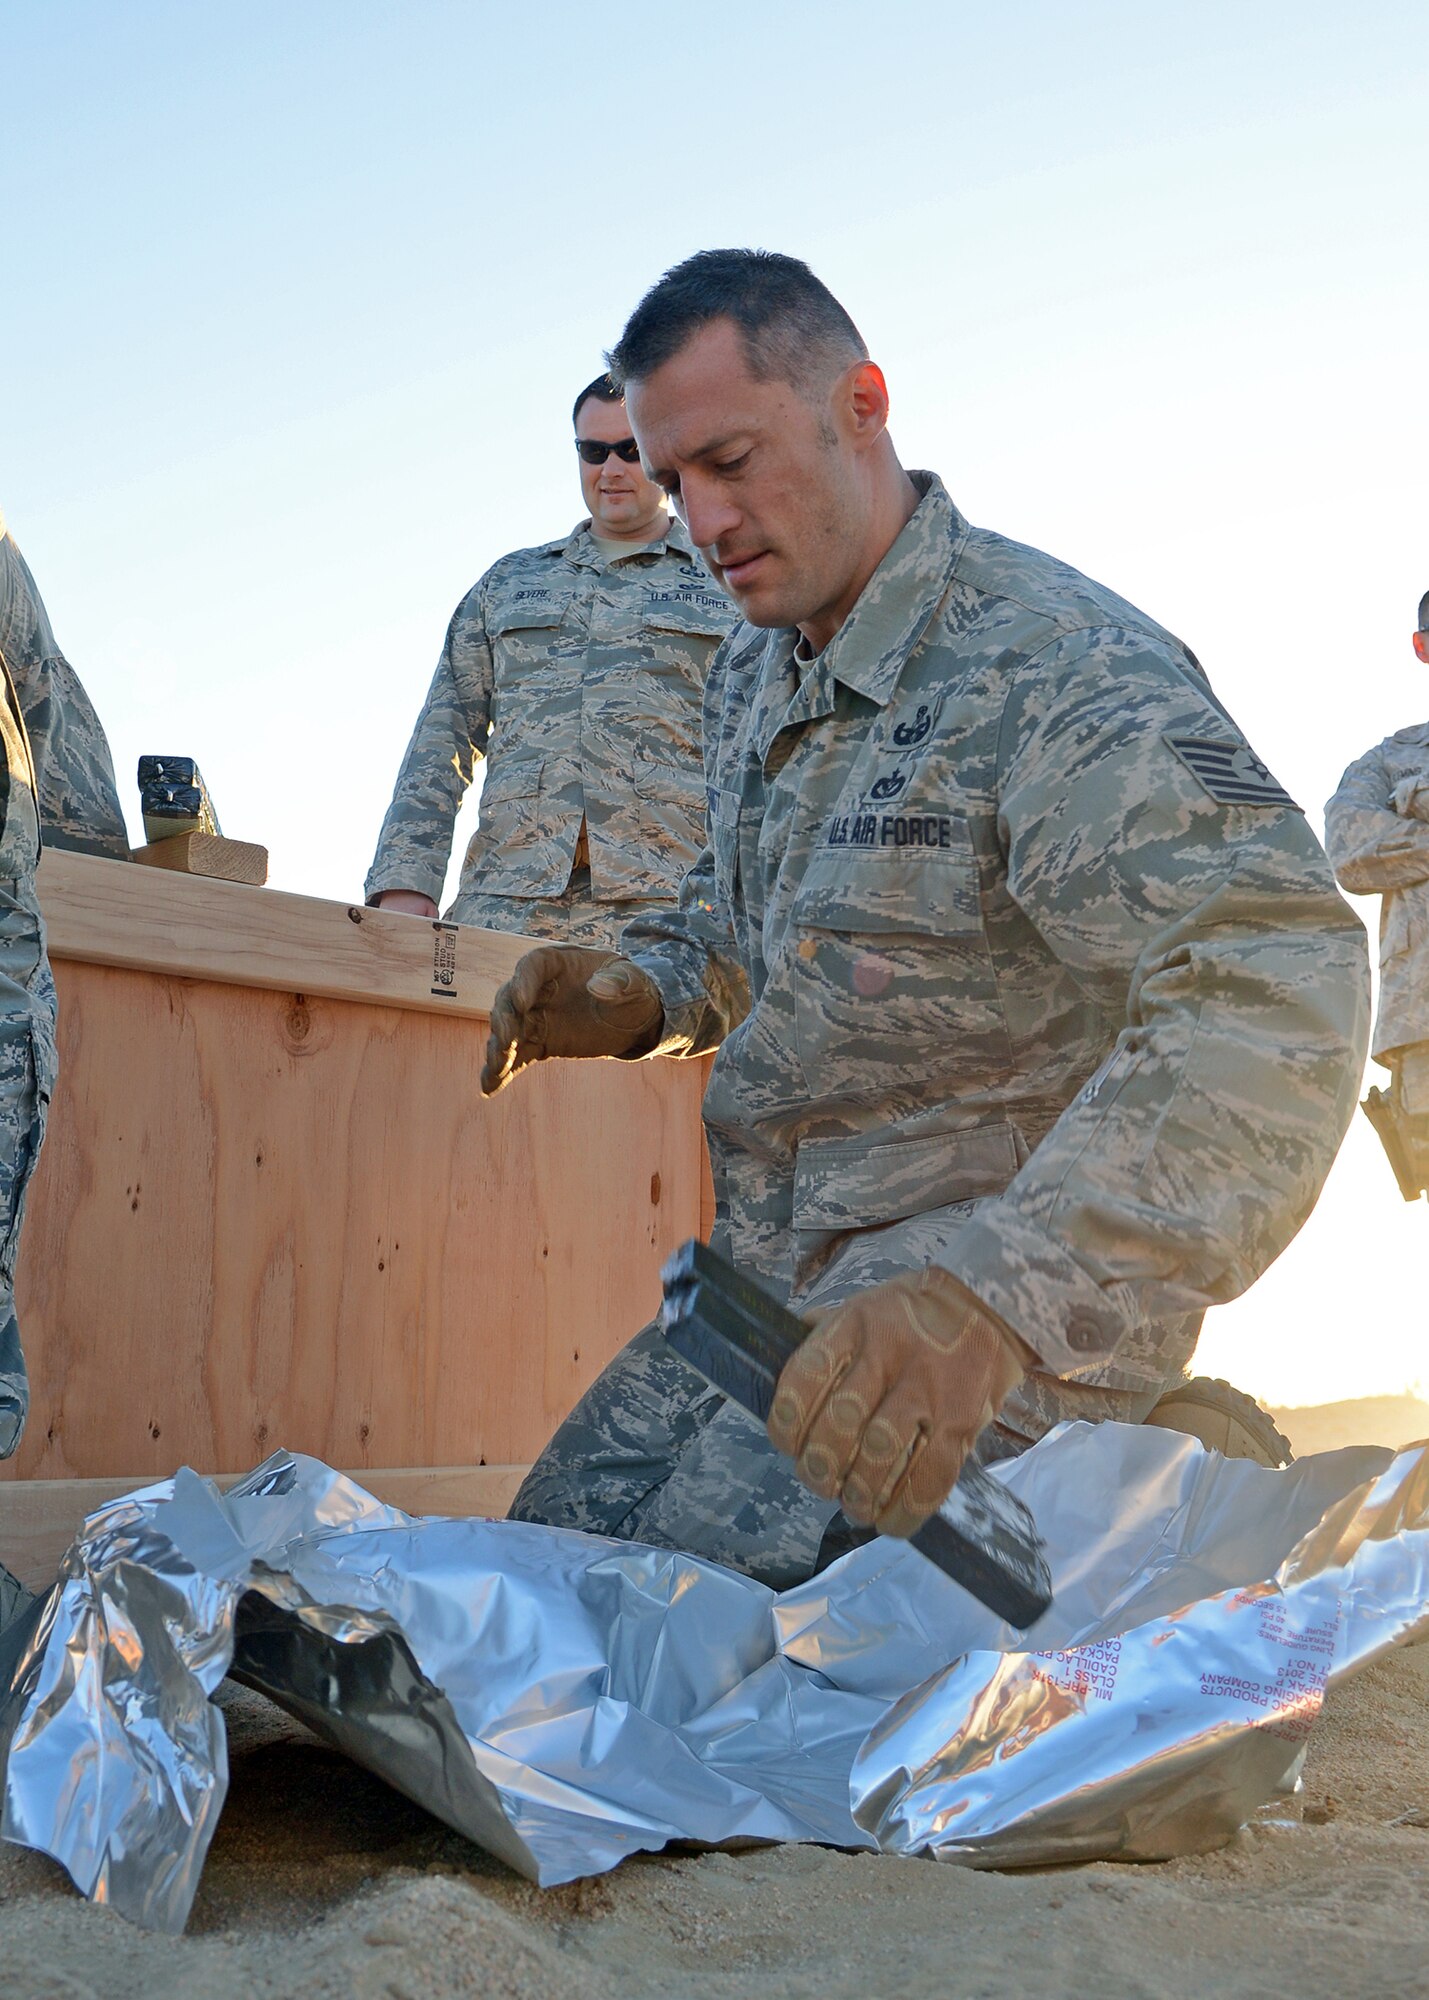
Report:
479,948,664,1097
767,1266,1033,1539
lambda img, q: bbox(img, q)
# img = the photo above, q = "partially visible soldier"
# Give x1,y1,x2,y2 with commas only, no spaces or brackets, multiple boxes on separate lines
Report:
0,509,130,861
1325,591,1429,1200
364,375,736,945
0,522,60,1459
481,251,1367,1589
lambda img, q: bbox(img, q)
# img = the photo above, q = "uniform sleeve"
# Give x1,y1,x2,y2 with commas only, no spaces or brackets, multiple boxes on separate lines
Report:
1324,742,1429,893
619,837,751,1056
618,632,752,1053
1,540,129,860
364,586,494,905
940,626,1370,1380
19,654,131,860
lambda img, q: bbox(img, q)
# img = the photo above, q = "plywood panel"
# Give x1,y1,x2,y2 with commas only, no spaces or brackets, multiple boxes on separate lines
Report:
6,957,705,1481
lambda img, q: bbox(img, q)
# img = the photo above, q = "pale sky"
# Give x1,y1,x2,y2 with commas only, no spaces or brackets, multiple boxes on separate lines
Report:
3,1,1426,1407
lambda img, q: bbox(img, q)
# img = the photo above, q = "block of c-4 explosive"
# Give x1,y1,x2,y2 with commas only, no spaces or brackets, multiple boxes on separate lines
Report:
137,755,223,844
660,1238,1053,1629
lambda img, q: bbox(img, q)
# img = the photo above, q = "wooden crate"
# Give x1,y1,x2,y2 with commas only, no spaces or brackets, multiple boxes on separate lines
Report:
1,851,712,1585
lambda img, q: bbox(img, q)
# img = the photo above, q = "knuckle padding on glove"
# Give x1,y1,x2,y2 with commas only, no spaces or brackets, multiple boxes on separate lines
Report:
768,1268,1029,1537
769,1326,857,1456
794,1356,889,1499
839,1406,925,1525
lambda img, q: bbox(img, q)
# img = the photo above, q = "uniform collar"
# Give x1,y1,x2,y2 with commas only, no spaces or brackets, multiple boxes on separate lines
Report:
816,472,968,706
554,512,697,570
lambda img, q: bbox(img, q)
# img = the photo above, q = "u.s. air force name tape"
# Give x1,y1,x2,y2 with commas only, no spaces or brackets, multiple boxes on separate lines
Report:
1162,735,1301,810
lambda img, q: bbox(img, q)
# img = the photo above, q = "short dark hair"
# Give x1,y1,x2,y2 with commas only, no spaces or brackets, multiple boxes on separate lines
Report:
1419,589,1429,632
572,373,623,429
607,249,867,396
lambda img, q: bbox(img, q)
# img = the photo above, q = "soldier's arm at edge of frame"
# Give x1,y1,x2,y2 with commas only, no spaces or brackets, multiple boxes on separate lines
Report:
1324,742,1429,895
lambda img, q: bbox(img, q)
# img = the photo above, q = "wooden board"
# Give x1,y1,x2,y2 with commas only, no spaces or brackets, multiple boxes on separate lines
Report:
0,1465,532,1593
36,847,534,1021
133,832,269,885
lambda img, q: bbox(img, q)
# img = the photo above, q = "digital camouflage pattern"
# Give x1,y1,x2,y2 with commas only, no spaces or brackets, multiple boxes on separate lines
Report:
450,868,671,948
1325,723,1429,1060
365,517,736,947
1325,726,1429,1195
511,1318,845,1587
513,474,1369,1582
0,515,130,862
0,528,59,1456
0,890,54,1460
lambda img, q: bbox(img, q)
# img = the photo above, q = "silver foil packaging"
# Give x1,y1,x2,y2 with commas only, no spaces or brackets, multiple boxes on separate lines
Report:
2,1421,1425,1934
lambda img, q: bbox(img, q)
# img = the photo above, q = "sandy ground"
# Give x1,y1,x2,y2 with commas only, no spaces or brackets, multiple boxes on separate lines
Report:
1272,1392,1429,1457
3,1401,1428,2000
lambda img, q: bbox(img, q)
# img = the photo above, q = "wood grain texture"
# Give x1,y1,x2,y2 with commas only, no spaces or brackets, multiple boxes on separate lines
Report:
37,848,533,1020
6,955,706,1481
132,832,269,885
0,1464,531,1592
698,1054,718,1242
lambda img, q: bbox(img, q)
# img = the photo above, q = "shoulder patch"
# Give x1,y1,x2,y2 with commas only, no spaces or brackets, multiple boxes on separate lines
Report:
1163,734,1302,811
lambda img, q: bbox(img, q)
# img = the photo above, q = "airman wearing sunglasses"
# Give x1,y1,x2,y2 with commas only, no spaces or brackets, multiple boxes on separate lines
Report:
1326,591,1429,1199
365,375,736,943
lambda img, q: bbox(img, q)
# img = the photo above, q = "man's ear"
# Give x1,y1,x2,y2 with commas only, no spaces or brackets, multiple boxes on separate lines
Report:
841,359,891,448
1414,630,1429,666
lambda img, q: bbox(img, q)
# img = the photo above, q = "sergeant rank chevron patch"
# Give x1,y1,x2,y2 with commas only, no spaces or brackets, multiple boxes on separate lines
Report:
1163,735,1302,810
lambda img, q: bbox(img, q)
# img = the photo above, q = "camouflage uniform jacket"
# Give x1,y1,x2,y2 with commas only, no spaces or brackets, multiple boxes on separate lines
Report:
364,517,735,911
0,561,43,899
0,524,58,1064
0,516,130,862
1325,724,1429,1061
621,474,1368,1439
0,525,61,1457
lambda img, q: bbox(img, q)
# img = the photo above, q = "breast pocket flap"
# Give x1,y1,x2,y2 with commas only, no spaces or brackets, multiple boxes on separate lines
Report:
489,591,572,635
794,842,981,937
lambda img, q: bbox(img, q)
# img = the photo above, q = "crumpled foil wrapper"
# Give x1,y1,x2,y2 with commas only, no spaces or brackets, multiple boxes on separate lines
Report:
2,1422,1426,1932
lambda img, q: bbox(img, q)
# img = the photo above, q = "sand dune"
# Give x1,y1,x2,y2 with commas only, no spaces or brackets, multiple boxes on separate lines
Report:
1271,1392,1429,1457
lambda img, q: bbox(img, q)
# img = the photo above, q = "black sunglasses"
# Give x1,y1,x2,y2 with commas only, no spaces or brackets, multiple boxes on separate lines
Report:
575,437,642,465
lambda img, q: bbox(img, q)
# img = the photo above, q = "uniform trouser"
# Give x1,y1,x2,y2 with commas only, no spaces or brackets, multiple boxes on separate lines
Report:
510,1155,1200,1587
445,867,671,953
0,883,54,1459
509,1318,1049,1591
